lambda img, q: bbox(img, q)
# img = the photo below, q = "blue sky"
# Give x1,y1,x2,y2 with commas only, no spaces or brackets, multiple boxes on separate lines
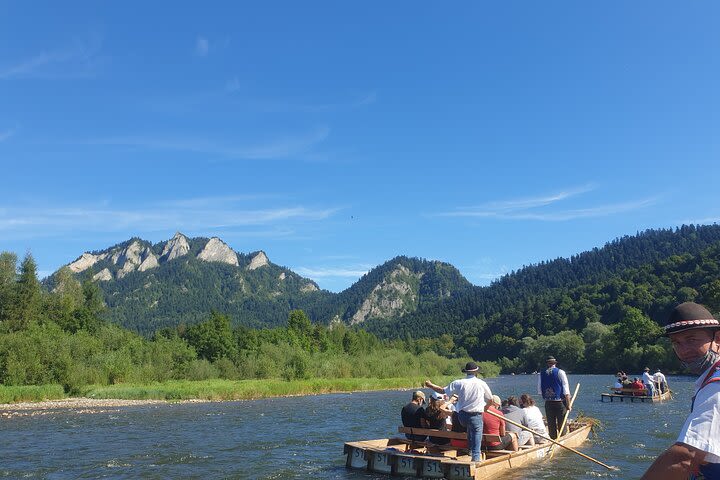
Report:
1,2,719,292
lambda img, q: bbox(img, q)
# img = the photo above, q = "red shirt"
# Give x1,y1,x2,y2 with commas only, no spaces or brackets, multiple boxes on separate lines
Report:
482,406,505,447
631,380,645,395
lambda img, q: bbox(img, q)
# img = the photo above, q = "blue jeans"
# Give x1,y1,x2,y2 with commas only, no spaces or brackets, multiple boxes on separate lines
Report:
457,410,483,462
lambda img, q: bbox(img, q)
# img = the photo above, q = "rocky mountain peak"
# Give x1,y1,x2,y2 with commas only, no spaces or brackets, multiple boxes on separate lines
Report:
113,240,159,279
197,237,239,266
68,252,107,273
161,232,190,261
247,251,269,270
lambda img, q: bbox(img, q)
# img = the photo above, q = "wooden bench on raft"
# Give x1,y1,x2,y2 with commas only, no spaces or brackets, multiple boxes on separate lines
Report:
397,427,527,457
611,387,653,395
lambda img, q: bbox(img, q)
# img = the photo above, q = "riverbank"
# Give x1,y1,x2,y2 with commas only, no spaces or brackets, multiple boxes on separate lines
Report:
0,375,457,412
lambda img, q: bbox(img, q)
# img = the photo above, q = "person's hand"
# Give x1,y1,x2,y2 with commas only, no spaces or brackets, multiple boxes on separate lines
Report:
424,380,432,387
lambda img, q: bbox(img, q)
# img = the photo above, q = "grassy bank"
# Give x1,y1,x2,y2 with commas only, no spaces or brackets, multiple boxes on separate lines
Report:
0,376,464,404
78,376,459,401
0,384,66,403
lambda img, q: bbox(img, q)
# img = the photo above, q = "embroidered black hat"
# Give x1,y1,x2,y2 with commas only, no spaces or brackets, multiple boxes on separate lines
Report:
664,302,719,335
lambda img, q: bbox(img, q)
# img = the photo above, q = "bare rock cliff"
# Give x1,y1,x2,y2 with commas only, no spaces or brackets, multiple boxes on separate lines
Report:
350,264,420,324
68,252,108,273
247,251,269,270
161,232,190,261
92,268,113,282
197,237,239,266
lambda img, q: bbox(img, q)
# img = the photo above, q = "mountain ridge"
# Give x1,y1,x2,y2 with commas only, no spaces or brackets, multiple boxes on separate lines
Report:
51,233,469,333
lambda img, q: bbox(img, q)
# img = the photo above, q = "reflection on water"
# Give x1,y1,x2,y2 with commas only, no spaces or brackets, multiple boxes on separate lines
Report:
0,375,695,479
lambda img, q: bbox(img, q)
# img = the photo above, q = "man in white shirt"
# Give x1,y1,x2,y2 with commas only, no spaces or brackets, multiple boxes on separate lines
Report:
425,362,493,463
641,302,720,479
642,367,657,396
654,369,668,393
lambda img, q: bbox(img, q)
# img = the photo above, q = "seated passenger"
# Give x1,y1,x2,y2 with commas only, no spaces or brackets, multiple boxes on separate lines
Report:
612,374,624,392
401,391,429,441
482,395,518,451
501,396,535,447
519,393,549,444
631,378,645,396
425,392,451,445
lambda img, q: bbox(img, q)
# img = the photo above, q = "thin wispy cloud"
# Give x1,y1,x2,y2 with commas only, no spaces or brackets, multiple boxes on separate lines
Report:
436,185,656,221
0,36,102,80
195,36,210,56
294,265,371,278
83,126,330,160
0,197,341,239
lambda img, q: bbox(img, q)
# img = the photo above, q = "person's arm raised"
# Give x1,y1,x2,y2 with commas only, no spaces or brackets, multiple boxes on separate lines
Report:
424,380,445,394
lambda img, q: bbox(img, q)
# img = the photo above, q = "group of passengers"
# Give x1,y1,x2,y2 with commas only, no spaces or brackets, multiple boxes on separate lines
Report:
612,368,668,396
401,390,550,452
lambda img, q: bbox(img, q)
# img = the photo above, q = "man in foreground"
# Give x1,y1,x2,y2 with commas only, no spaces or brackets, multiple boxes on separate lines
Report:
538,356,571,439
641,302,720,479
425,361,493,463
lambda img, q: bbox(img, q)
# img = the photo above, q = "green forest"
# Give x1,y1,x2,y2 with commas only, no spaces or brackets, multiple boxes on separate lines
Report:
2,224,720,399
366,225,720,374
0,252,477,396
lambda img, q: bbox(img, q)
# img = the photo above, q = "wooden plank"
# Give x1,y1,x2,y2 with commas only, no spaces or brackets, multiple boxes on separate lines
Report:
397,426,501,443
398,426,467,439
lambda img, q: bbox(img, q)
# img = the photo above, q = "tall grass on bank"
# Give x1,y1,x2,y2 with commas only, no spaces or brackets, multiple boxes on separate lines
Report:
0,384,65,403
80,376,460,401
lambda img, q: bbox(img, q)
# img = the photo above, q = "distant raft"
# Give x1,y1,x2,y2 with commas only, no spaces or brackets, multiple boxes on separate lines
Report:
600,388,672,403
343,421,592,479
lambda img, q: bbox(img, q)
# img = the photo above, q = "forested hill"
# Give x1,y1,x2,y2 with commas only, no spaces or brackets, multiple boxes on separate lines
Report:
363,225,720,372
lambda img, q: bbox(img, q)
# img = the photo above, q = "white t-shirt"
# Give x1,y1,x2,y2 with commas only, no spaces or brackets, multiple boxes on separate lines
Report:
443,375,493,414
642,371,655,385
654,372,667,384
523,405,548,437
676,365,720,464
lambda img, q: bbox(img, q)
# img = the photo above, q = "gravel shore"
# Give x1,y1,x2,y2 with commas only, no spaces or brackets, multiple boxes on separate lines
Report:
0,398,209,418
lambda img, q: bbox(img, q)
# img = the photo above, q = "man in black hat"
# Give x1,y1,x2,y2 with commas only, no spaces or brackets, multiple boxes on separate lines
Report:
537,356,571,439
641,302,720,479
425,361,493,464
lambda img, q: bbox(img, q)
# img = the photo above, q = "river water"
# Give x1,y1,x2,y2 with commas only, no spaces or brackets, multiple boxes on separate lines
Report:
0,374,695,479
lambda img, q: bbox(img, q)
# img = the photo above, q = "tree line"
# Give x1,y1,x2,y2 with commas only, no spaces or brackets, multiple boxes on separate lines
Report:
365,226,720,373
0,252,481,393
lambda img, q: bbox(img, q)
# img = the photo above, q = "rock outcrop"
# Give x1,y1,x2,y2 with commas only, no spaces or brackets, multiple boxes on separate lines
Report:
112,241,159,279
92,268,113,281
247,251,269,270
196,237,239,266
68,252,107,273
161,232,190,261
301,282,319,292
350,264,420,324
